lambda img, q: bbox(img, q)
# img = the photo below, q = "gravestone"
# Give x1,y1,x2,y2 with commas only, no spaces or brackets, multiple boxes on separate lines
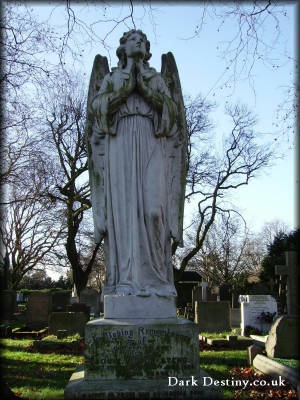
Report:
52,290,71,312
195,301,231,333
265,251,299,359
192,281,208,308
26,292,52,329
79,287,100,316
71,285,78,303
219,284,232,302
67,302,90,322
275,251,299,316
230,308,241,327
49,312,86,337
0,290,17,320
239,295,277,336
265,315,299,358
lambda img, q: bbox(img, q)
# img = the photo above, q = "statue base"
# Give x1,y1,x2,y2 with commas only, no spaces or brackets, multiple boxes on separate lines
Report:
64,317,222,399
104,294,177,319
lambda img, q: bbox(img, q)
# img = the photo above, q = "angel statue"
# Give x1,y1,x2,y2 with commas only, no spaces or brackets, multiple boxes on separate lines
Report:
86,30,187,312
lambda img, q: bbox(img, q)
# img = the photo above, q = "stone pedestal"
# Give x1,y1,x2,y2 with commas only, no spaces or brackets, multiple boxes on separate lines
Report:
64,317,221,399
104,295,177,319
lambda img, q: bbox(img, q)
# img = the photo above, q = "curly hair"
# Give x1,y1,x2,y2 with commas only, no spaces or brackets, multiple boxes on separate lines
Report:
116,29,152,68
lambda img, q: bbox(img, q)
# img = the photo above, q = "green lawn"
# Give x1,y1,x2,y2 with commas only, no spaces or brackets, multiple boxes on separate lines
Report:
0,338,297,399
273,357,299,370
0,338,84,399
200,349,248,399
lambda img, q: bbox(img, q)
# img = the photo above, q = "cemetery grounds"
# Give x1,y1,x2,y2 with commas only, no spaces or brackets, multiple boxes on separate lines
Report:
1,317,298,399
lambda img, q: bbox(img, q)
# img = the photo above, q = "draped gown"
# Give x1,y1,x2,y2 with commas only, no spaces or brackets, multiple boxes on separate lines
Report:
92,67,177,297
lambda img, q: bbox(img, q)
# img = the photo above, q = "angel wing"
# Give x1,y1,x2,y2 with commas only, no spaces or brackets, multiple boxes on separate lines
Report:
85,55,110,243
161,52,188,248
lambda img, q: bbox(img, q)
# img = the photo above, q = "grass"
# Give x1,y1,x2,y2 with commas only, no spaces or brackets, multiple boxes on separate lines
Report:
200,349,248,399
1,336,295,400
273,357,300,370
41,333,81,342
1,336,248,399
0,338,84,399
199,330,246,339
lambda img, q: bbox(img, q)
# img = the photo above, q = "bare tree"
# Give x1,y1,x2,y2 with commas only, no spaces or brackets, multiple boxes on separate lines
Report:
260,219,290,250
184,1,297,138
35,71,100,296
86,243,106,290
2,172,64,290
183,214,264,301
175,102,274,279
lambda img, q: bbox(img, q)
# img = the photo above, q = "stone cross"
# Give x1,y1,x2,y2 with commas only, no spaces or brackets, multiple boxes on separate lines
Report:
275,251,299,316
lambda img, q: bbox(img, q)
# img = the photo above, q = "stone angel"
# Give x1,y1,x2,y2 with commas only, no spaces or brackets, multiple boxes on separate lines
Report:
86,30,187,301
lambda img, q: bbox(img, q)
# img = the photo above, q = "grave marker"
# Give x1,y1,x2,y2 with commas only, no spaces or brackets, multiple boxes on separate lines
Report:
26,292,52,329
239,295,277,336
275,251,299,316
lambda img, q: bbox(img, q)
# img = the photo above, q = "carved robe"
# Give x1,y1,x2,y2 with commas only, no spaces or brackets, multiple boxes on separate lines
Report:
91,67,177,297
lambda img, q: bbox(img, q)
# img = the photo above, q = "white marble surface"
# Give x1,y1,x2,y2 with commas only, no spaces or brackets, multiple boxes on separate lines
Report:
104,294,177,319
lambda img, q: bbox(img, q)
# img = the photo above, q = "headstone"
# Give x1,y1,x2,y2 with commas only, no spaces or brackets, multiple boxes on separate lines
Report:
66,303,90,322
239,295,277,336
26,292,52,329
265,251,299,359
195,301,231,333
79,287,100,316
275,251,299,316
0,290,17,320
71,285,78,303
52,290,71,312
248,344,264,365
265,315,300,358
49,312,86,337
230,308,241,327
192,282,208,308
219,284,232,302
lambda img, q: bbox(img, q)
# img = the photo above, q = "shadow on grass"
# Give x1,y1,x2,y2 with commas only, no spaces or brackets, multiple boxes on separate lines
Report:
2,357,82,390
1,342,83,355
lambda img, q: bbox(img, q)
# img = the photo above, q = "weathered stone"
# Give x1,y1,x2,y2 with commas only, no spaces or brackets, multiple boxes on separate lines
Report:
26,292,52,329
265,315,300,358
0,290,17,320
275,251,299,316
104,295,176,319
49,312,86,337
248,344,264,365
84,318,198,380
67,302,90,321
80,288,100,316
65,317,222,399
253,354,300,388
195,301,230,333
64,366,222,399
230,308,241,327
0,324,12,338
52,290,71,312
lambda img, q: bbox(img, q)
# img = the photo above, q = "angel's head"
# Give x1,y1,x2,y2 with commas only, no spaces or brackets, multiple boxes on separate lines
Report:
116,29,152,68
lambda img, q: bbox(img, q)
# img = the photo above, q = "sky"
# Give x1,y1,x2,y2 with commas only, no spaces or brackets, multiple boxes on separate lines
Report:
12,2,298,281
30,1,297,235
